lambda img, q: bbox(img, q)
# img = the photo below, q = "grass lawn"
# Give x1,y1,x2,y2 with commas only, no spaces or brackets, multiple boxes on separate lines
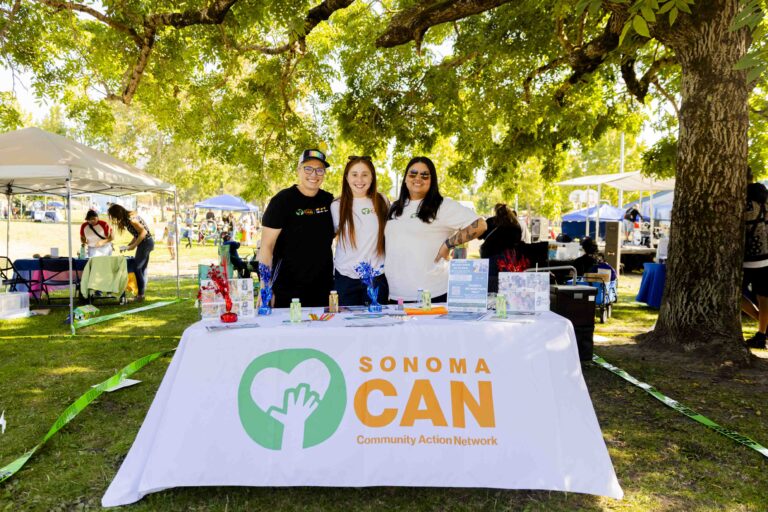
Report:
0,274,767,511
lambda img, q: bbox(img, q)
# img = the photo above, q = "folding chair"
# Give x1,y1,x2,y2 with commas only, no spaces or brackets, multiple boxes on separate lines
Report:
39,258,82,304
0,256,40,302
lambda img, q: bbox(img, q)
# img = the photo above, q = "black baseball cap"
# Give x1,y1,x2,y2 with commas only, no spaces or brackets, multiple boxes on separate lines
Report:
298,149,330,168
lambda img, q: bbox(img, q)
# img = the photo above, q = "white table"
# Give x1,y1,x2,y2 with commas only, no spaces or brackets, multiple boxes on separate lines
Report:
103,308,622,506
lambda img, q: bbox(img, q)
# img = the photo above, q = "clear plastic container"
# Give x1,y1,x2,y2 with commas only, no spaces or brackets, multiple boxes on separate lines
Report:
290,298,302,323
0,292,30,319
422,289,431,310
329,291,339,313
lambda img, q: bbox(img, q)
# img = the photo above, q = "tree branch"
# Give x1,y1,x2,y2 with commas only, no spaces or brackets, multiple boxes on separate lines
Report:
116,32,156,105
552,12,627,105
0,0,22,43
145,0,239,29
621,55,677,102
555,17,574,53
34,0,142,44
376,0,513,50
652,78,680,117
239,0,355,54
523,57,567,103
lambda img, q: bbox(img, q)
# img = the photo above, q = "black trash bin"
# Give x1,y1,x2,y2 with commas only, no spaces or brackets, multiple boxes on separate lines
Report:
550,284,597,361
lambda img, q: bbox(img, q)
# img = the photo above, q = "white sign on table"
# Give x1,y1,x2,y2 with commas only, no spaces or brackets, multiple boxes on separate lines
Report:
199,278,254,318
103,310,622,506
498,272,550,313
447,259,489,312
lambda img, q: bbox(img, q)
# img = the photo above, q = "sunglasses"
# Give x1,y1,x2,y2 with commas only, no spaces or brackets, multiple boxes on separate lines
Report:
407,169,431,180
348,155,372,161
302,165,326,176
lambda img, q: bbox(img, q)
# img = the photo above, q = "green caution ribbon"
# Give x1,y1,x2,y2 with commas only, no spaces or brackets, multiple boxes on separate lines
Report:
73,299,181,329
0,347,176,484
0,335,181,340
592,355,768,459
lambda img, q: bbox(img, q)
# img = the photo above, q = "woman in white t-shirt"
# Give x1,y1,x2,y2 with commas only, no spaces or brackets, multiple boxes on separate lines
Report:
79,209,114,257
331,156,389,306
385,156,487,303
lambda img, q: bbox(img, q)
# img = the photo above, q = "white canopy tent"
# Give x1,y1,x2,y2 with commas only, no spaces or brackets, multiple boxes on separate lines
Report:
558,171,675,239
0,127,178,332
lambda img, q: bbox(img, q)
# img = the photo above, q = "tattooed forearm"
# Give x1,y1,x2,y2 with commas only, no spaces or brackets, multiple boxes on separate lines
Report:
446,218,487,248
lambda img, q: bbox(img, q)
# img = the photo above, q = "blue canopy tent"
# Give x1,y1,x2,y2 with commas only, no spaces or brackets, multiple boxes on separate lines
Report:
561,204,625,239
194,194,258,213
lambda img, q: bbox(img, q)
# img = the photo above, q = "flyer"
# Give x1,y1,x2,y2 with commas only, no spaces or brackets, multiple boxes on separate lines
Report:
199,278,255,318
498,272,550,313
447,259,489,313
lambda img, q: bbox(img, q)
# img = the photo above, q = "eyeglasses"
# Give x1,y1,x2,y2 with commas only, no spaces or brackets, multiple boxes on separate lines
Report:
407,169,431,180
302,165,326,176
348,155,372,161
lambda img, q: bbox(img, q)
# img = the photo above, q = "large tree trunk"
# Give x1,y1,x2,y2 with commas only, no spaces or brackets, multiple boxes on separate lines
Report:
640,0,751,364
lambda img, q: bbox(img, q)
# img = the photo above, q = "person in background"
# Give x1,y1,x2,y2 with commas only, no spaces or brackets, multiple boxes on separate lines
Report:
331,156,389,306
206,209,215,221
513,210,531,243
479,204,523,293
741,166,768,349
240,214,252,245
623,206,642,242
182,211,194,248
221,232,249,278
80,209,114,257
385,156,486,303
258,149,335,307
573,237,600,276
108,204,154,302
163,215,178,260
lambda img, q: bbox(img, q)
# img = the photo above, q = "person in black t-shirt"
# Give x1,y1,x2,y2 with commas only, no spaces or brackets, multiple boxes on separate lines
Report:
479,204,523,259
573,237,600,276
479,204,523,292
258,149,335,308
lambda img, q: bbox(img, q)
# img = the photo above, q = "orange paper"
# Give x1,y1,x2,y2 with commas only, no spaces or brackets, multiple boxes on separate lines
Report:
403,306,448,316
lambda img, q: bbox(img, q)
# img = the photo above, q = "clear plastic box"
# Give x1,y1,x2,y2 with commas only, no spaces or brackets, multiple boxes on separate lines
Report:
0,292,30,319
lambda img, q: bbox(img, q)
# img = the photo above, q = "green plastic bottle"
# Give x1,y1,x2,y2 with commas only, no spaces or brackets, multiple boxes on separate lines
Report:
290,298,302,323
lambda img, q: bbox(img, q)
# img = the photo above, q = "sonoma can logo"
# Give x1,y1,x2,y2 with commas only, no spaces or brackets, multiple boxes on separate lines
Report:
238,349,346,450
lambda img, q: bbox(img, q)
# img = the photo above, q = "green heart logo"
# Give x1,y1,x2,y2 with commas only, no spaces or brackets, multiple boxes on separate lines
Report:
238,349,346,450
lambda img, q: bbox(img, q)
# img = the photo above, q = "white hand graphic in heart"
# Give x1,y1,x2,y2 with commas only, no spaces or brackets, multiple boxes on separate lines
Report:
250,358,331,414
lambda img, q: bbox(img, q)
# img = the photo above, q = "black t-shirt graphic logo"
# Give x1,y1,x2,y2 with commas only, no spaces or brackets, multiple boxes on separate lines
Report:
262,185,335,305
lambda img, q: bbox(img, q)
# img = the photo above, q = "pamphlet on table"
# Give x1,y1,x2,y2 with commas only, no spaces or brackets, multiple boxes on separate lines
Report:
447,259,489,313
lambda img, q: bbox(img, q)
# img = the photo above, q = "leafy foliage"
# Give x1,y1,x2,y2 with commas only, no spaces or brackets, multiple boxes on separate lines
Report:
0,0,765,208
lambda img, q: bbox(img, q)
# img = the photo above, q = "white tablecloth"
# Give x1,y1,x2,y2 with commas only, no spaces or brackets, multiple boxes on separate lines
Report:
103,309,622,506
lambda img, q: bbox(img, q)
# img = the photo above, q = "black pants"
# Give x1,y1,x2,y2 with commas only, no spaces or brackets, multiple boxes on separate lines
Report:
134,237,154,296
333,271,389,307
274,291,330,308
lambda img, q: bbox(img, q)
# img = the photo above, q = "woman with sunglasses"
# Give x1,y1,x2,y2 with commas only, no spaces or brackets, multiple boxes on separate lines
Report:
385,156,487,303
331,156,389,306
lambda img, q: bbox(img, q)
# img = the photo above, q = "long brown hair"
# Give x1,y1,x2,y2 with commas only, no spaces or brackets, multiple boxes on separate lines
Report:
338,157,388,256
493,203,521,229
107,204,133,233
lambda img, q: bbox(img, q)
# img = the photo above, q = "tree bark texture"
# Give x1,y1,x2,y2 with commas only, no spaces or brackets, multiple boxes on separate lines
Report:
642,0,751,364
